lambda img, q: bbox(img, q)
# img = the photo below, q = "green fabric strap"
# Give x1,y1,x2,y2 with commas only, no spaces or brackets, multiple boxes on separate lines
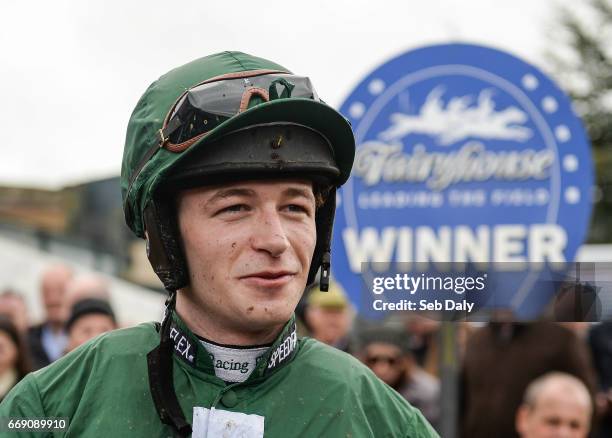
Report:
268,78,295,100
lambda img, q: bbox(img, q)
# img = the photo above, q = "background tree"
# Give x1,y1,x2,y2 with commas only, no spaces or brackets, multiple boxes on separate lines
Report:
548,0,612,243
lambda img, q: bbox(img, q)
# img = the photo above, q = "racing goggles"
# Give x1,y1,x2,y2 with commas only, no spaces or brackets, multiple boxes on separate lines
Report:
158,70,319,152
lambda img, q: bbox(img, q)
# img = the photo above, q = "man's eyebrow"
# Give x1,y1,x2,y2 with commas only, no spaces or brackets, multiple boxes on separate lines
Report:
207,188,256,204
282,187,315,200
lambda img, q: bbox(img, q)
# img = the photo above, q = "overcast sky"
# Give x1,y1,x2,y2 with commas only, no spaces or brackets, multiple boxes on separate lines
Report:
0,0,578,188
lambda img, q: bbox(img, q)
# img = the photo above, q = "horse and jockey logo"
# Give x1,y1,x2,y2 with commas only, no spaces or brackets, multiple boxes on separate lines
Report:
379,87,533,145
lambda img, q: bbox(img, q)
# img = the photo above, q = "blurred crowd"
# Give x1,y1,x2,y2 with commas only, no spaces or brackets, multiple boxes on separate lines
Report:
297,281,612,438
1,264,611,438
0,264,117,401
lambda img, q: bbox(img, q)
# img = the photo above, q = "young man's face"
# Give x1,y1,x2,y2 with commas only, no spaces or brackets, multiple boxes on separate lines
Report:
177,179,317,337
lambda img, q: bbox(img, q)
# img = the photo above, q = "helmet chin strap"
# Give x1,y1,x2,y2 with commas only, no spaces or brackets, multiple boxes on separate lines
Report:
147,291,192,437
312,187,336,292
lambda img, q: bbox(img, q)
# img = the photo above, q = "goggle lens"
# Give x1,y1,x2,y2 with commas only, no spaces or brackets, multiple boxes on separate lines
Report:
164,73,318,146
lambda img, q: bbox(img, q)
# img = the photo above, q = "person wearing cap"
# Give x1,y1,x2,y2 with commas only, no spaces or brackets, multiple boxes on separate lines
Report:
302,280,353,351
65,298,118,353
0,52,437,437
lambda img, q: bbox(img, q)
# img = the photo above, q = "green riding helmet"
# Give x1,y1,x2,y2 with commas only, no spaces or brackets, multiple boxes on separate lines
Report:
121,51,355,292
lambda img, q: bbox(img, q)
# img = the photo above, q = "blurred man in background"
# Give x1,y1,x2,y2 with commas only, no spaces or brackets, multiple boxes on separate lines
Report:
302,281,353,351
357,326,440,430
588,321,612,437
515,372,592,438
27,264,72,369
461,321,596,438
65,298,117,353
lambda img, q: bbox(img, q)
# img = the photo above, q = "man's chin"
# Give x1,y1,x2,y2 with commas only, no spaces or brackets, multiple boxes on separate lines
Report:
238,307,293,333
236,280,302,308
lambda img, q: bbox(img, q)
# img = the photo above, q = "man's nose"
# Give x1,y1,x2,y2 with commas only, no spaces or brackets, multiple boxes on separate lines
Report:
372,362,391,375
251,209,290,257
554,425,574,438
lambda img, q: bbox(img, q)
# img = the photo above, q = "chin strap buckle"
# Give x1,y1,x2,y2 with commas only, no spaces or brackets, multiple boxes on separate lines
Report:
319,251,331,291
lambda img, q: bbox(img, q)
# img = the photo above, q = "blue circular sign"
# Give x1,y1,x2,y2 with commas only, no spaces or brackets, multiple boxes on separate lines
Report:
334,43,594,318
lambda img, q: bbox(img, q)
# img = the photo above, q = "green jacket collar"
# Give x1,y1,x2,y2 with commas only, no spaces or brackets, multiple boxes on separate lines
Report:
168,311,299,382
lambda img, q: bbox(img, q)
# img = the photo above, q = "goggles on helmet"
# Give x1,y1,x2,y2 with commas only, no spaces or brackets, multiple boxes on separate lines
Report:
123,70,324,233
158,70,319,152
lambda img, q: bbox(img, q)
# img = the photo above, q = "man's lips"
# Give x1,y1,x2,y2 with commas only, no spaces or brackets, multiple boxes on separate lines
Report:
239,271,296,287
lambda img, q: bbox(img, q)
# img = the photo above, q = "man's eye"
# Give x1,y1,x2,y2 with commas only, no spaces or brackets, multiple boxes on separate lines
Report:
285,204,309,214
545,417,561,426
218,204,250,214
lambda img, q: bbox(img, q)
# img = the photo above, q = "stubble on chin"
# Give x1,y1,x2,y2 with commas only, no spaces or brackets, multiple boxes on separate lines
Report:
175,283,295,344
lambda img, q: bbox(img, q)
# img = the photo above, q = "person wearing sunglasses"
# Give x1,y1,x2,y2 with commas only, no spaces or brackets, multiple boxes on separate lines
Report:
0,52,437,437
358,326,441,431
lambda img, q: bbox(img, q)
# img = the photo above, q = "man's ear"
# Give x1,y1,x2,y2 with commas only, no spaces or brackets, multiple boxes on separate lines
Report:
515,404,530,437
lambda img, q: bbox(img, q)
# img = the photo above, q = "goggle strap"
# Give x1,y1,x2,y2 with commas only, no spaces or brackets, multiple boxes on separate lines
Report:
239,87,270,113
165,132,207,153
